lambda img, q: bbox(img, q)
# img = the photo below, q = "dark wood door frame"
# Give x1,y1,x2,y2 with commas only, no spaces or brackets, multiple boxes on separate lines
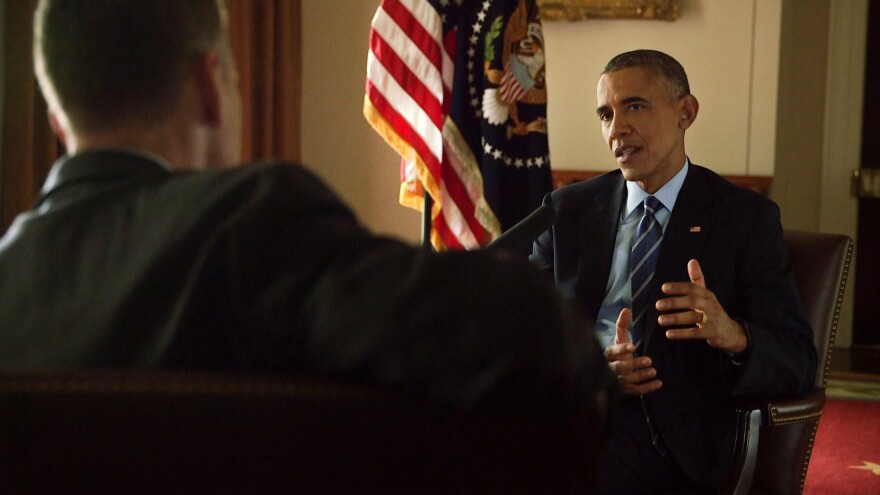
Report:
852,0,880,349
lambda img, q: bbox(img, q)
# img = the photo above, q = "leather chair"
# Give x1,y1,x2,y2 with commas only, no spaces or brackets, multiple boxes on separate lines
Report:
0,371,609,493
722,230,854,495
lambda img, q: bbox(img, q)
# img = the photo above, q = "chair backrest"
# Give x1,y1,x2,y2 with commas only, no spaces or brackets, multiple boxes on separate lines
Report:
0,371,608,493
782,230,853,388
717,230,853,495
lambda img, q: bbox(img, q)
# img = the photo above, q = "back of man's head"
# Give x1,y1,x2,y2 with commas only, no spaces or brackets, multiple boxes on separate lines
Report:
33,0,228,136
603,49,690,101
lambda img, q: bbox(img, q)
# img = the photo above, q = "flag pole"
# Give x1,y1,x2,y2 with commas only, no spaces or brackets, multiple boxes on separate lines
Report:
421,190,433,248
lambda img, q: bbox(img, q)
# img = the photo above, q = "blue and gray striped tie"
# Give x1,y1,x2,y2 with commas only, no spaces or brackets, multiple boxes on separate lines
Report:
630,196,664,346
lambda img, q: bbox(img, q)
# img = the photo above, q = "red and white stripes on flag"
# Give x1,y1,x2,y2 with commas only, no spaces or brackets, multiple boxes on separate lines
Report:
498,63,528,103
363,0,501,250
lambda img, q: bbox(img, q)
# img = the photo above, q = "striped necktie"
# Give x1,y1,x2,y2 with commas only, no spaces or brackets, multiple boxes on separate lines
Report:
630,196,664,345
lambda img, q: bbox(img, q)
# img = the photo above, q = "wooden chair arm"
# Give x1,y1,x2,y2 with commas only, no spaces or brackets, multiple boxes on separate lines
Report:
764,389,825,426
722,388,826,495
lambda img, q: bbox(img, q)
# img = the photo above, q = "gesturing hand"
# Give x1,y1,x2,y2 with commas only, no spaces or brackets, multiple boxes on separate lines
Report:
656,259,748,354
604,308,662,395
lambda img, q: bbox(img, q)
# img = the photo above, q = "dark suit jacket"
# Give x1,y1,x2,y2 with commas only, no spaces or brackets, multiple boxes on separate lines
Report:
0,150,613,409
531,164,817,485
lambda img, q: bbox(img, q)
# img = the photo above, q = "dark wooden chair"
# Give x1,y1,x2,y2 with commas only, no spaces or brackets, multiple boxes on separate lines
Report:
722,230,854,495
0,371,609,493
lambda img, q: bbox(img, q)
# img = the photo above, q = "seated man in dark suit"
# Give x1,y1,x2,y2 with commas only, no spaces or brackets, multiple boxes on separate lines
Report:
531,49,817,493
0,0,613,411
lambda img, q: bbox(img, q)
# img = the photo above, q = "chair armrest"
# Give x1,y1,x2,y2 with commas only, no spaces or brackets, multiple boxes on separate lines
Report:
731,388,825,425
722,406,763,495
763,388,825,426
722,388,826,495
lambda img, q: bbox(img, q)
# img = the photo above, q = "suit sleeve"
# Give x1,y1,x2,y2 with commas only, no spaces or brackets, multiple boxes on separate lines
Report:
721,200,817,396
301,242,615,410
237,165,613,410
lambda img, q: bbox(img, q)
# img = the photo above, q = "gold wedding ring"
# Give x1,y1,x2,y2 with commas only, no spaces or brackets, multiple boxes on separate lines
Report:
697,310,708,326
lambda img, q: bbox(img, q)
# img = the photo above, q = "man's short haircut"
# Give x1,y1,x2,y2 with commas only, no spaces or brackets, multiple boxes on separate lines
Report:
603,49,690,101
33,0,228,134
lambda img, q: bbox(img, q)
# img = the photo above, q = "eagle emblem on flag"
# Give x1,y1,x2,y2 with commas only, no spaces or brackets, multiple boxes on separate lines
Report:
482,3,548,140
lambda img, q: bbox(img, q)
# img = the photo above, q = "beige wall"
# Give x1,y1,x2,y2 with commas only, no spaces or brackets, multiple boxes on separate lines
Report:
301,1,421,244
542,0,781,176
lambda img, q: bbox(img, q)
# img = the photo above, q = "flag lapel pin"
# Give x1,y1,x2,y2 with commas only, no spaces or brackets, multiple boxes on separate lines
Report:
689,226,701,233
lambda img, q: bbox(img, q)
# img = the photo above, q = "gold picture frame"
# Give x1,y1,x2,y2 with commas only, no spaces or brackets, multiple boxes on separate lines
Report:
537,0,679,21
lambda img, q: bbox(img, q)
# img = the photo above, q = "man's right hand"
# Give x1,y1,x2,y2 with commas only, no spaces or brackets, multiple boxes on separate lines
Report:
604,308,662,395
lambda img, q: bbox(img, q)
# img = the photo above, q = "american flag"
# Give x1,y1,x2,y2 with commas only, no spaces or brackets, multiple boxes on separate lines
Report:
363,0,501,250
365,0,553,251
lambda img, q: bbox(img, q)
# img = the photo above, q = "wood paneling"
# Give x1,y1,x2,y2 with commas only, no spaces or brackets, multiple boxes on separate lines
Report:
552,169,773,196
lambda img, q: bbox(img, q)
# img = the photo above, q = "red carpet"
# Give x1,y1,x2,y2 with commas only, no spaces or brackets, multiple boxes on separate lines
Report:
803,399,880,494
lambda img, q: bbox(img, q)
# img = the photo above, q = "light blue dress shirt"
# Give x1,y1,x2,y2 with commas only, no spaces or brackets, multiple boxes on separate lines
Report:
594,160,690,349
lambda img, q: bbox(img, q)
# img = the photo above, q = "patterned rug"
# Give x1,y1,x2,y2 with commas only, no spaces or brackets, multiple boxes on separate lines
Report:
803,398,880,494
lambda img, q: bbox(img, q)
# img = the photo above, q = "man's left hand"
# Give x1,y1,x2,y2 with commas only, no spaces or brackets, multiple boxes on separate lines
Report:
655,259,748,354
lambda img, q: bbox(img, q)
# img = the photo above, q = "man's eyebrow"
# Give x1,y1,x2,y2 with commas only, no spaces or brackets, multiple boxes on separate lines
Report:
596,96,651,115
621,96,650,106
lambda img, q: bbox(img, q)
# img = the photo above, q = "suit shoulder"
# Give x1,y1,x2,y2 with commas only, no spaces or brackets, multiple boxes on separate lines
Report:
219,161,321,187
197,162,340,200
551,169,621,206
691,164,777,212
168,161,357,222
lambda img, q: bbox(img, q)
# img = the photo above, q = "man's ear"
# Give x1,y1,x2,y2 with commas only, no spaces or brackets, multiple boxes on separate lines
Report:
678,94,699,130
48,110,69,148
192,52,223,128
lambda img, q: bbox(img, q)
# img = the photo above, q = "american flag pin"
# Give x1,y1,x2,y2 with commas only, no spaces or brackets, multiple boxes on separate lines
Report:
689,226,701,233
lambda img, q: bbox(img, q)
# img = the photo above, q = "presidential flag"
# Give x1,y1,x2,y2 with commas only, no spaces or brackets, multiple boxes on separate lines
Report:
364,0,552,250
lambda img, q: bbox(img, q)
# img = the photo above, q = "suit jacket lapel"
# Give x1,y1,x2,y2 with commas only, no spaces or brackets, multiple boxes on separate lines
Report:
578,173,625,320
643,165,716,350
